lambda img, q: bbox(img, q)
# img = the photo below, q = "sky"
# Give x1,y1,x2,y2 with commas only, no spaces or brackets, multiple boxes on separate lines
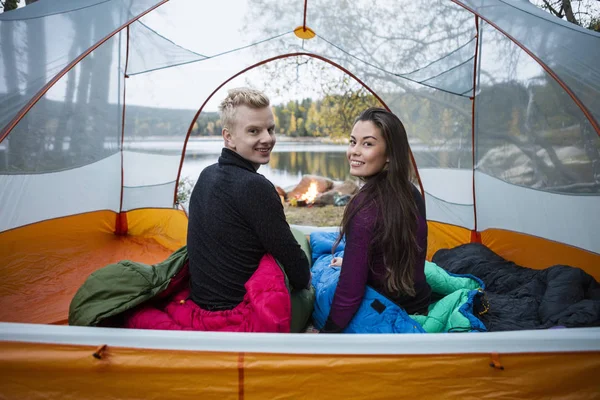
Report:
111,0,599,112
126,0,325,111
2,0,599,113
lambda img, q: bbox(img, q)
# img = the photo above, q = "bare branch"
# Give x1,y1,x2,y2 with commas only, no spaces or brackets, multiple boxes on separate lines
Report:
542,0,564,17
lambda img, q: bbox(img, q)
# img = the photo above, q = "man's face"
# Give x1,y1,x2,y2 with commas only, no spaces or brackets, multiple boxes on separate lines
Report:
223,105,276,169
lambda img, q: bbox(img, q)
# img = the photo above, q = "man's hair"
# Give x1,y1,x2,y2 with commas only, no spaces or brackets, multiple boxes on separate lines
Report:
219,87,270,130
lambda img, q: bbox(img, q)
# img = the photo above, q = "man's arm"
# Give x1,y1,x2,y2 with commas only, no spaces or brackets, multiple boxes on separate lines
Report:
243,179,311,289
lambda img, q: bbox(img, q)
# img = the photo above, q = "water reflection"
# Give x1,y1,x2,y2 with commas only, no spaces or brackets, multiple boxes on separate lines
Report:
181,140,471,189
269,152,350,181
182,150,352,189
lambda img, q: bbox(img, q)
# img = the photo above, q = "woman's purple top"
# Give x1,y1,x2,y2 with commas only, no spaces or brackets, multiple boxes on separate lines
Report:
323,185,431,333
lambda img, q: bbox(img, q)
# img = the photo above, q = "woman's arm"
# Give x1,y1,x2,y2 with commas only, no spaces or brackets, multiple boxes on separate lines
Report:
320,205,376,333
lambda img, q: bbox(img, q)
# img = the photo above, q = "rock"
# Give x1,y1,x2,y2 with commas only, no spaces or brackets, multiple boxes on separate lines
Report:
312,180,358,206
287,175,334,199
313,191,337,206
334,194,352,206
275,185,287,200
313,191,355,207
331,180,359,196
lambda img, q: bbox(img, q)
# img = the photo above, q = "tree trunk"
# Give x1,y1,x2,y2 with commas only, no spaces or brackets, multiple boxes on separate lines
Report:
5,18,46,171
562,0,579,25
1,20,18,171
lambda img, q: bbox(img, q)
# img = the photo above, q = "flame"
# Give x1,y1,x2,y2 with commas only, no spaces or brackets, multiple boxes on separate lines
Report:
300,182,319,204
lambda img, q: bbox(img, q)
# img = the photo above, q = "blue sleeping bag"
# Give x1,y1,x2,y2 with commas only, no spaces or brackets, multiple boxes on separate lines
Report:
310,232,486,334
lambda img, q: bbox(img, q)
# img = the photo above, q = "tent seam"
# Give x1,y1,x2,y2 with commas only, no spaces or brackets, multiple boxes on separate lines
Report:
127,31,294,77
0,0,113,21
495,0,600,38
316,34,472,98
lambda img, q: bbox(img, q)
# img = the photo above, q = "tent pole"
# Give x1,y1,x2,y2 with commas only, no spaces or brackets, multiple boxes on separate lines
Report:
470,16,481,243
173,52,426,206
115,25,131,236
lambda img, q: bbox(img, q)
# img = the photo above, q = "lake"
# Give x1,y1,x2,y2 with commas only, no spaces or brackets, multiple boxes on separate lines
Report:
180,139,352,189
178,137,471,189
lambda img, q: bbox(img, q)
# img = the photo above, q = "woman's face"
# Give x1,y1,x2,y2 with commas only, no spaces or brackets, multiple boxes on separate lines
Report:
347,120,388,179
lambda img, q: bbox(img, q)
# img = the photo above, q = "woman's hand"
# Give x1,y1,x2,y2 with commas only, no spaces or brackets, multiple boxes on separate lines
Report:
330,257,343,267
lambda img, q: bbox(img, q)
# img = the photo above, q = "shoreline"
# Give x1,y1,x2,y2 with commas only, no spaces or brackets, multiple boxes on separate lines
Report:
126,135,349,144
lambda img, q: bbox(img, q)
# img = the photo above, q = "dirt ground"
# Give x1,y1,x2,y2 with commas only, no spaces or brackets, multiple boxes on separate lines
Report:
283,204,345,227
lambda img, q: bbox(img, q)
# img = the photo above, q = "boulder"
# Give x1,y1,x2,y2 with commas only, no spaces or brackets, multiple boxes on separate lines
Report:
312,191,337,206
275,185,287,200
331,180,359,196
313,180,359,206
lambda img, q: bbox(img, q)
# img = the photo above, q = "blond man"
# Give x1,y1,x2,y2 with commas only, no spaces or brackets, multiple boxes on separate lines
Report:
187,88,311,311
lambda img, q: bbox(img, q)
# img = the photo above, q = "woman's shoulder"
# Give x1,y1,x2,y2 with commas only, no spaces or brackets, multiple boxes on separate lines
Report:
410,183,426,219
347,190,378,226
349,188,376,209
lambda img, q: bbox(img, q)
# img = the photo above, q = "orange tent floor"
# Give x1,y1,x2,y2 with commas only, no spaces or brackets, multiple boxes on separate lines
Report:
1,208,598,326
0,209,187,325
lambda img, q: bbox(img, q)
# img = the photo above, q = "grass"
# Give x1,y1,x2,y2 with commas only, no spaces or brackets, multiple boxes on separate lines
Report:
283,204,345,227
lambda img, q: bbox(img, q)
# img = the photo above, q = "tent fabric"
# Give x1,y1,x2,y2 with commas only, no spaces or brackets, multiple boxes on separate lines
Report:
1,1,600,396
481,228,600,279
0,211,595,329
1,0,598,258
475,171,599,252
0,0,164,144
0,209,188,325
460,0,600,127
0,0,600,399
3,320,600,354
475,21,600,197
127,20,207,76
309,232,486,333
0,339,599,399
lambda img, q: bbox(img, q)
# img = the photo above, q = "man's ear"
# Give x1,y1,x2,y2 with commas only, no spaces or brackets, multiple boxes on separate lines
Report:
223,128,235,150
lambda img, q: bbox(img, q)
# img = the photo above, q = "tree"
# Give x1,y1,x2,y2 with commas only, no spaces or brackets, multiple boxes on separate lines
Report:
243,0,477,149
288,113,297,136
534,0,600,31
0,0,38,13
296,117,306,137
0,0,18,12
271,106,279,131
305,102,320,136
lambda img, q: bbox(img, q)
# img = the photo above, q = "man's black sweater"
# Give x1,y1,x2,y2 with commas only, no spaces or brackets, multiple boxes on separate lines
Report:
187,148,311,310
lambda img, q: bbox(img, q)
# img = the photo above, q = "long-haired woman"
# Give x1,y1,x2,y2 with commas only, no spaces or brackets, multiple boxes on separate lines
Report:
320,107,431,333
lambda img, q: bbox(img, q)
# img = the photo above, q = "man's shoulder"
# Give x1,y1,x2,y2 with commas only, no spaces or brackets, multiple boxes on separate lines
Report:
197,161,276,196
197,162,218,178
239,170,276,192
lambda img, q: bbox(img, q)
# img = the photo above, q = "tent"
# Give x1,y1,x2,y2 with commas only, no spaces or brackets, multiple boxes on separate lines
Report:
1,0,599,397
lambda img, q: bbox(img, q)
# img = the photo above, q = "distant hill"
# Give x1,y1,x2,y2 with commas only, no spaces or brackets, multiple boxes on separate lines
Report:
27,98,221,137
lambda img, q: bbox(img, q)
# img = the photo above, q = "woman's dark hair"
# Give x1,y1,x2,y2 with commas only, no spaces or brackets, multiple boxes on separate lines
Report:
334,107,420,297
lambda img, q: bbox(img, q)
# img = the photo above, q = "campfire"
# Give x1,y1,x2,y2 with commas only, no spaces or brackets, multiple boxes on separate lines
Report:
297,182,319,206
280,175,358,208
